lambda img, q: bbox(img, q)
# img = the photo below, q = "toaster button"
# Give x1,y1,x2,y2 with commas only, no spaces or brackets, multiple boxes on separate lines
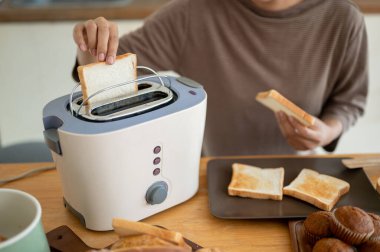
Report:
146,181,168,205
153,168,161,176
153,146,161,154
153,157,161,165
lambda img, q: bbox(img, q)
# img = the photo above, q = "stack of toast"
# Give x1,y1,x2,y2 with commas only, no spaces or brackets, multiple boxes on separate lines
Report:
89,218,222,252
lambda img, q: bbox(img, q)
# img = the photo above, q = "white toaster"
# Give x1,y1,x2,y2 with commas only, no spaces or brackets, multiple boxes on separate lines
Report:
42,75,207,231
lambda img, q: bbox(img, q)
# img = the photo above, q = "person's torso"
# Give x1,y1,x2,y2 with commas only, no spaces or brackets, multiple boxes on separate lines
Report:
175,0,361,155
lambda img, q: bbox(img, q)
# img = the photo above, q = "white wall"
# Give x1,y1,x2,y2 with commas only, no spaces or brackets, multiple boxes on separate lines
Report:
335,15,380,153
0,16,379,153
0,20,143,146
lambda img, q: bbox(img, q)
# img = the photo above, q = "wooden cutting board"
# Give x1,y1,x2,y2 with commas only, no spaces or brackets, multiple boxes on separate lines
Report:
47,225,203,252
288,220,313,252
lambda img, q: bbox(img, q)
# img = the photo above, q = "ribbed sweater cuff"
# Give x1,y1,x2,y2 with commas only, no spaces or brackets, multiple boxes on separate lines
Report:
320,113,349,152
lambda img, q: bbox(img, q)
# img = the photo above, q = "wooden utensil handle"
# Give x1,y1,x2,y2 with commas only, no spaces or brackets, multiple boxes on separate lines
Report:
342,158,380,169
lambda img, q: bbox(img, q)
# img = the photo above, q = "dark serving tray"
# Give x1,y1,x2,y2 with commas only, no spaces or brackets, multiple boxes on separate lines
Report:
207,157,380,219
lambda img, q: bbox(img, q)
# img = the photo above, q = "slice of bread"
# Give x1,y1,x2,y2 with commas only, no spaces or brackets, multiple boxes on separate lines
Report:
228,163,284,200
376,177,380,195
77,53,137,107
111,244,189,252
112,218,188,248
256,89,315,126
110,233,182,251
283,169,350,211
111,219,221,252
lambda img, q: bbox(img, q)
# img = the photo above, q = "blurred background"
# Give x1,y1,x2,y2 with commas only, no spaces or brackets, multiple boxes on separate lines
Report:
0,0,379,159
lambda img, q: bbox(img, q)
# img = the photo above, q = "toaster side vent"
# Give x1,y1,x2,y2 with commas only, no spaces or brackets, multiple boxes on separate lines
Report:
92,91,168,116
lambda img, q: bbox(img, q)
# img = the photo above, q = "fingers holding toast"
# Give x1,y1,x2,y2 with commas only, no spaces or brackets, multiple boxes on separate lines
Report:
275,111,319,151
256,89,343,151
73,17,119,64
256,89,315,127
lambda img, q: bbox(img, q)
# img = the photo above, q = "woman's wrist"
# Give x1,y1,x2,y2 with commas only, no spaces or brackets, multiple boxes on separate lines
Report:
323,117,343,146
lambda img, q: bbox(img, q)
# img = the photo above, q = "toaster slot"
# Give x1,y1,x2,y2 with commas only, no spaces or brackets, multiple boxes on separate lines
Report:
92,91,169,116
70,81,175,121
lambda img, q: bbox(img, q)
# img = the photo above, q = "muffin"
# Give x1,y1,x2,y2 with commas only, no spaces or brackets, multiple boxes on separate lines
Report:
312,238,356,252
359,239,380,252
0,235,6,242
368,213,380,241
303,211,333,245
331,206,374,245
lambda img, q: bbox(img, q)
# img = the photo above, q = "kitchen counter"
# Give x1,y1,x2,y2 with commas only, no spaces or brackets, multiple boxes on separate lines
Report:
0,0,170,22
1,154,380,251
0,0,379,22
357,0,380,13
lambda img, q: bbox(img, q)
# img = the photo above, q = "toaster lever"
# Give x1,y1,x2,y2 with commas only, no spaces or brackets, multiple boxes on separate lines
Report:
43,128,62,155
176,77,203,89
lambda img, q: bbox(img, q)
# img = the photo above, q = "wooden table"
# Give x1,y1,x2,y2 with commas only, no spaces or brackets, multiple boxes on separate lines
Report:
1,154,380,252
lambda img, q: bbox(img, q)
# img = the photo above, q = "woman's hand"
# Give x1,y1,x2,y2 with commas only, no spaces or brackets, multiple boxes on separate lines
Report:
73,17,119,65
275,111,343,151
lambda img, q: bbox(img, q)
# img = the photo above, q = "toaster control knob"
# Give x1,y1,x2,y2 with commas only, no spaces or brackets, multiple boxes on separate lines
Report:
146,181,168,205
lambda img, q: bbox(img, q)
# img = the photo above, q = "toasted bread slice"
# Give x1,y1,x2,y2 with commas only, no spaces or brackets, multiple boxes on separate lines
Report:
256,89,315,126
112,247,189,252
112,244,189,252
196,249,223,252
376,177,380,195
283,169,350,211
114,248,189,252
228,163,284,200
111,234,178,250
112,218,189,248
77,53,137,107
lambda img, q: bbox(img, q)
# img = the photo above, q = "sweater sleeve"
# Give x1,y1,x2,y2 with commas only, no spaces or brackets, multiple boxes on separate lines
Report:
117,0,190,72
321,15,368,151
